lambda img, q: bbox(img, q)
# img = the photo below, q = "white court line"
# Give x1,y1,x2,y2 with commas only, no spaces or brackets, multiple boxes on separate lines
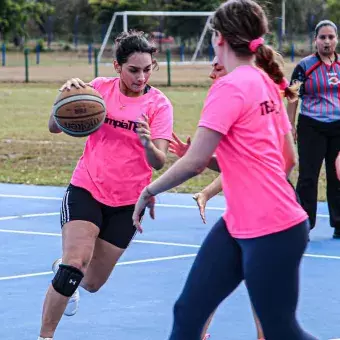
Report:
0,228,339,260
0,192,330,217
0,212,59,221
0,271,54,281
133,239,200,248
0,194,62,200
0,229,62,237
303,254,340,260
0,229,200,249
0,253,196,281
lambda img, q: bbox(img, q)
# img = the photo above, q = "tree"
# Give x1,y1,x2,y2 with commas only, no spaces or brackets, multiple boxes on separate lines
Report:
326,0,340,25
89,0,169,39
0,0,53,42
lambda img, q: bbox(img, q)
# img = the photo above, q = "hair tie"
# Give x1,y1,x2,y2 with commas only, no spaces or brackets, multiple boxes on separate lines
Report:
249,37,265,52
279,77,289,91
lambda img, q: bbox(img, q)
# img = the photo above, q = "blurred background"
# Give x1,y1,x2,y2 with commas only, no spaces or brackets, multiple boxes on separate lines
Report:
0,0,338,197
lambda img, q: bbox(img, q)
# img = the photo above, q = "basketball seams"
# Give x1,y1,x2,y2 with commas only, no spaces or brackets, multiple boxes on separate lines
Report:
54,112,107,137
53,95,106,114
54,91,102,104
54,110,106,120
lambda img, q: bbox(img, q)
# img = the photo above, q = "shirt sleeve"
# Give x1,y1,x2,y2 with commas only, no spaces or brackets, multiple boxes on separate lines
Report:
149,101,173,141
198,81,244,135
89,77,105,91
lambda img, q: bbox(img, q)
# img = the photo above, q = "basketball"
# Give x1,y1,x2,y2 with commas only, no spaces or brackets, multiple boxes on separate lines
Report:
52,85,106,137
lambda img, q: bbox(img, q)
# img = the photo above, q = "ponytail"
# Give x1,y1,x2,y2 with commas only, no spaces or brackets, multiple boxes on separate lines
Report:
253,44,301,102
254,44,284,85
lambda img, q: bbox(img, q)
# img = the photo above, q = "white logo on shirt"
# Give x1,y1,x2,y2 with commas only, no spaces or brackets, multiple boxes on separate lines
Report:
328,72,340,86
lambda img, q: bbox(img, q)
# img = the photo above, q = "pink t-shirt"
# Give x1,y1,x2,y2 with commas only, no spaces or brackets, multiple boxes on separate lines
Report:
71,77,173,207
199,66,308,238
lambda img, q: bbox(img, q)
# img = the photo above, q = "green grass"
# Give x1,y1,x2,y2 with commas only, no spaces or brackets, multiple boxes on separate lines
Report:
0,83,218,192
0,83,327,199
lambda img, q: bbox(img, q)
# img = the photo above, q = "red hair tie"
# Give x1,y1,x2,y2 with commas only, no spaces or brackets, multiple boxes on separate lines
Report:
279,78,289,91
249,37,264,52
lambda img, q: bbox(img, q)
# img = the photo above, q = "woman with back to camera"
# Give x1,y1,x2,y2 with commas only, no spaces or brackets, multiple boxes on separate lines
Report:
132,1,317,339
37,30,173,340
170,55,302,340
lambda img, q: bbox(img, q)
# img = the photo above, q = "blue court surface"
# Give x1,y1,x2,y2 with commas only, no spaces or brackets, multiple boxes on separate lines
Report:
0,182,339,340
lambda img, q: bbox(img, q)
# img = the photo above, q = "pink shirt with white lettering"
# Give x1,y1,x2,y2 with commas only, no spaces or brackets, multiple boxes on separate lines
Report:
71,77,173,207
199,66,307,238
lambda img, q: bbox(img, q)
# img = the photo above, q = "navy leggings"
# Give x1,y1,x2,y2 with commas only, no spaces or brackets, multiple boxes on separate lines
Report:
169,218,317,340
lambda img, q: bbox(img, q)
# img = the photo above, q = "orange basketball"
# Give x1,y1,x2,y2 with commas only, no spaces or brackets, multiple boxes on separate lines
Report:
53,85,106,137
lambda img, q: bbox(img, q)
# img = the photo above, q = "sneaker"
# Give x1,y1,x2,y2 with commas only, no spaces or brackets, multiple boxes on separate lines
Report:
38,337,53,340
51,258,80,317
51,258,62,274
333,229,340,239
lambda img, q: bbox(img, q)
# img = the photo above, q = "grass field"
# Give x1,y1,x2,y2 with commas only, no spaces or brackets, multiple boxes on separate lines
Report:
0,57,327,199
0,83,220,192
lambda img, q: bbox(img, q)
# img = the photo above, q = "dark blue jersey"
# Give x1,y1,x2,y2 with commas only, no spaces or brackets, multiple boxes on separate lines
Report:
290,53,340,122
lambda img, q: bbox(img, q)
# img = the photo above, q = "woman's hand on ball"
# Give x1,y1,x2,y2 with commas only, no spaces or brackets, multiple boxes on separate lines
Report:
59,78,87,91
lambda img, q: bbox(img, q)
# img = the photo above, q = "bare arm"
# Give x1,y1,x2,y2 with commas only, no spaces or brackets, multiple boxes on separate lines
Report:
201,175,223,200
144,139,169,170
147,127,223,195
207,155,220,172
287,100,298,126
282,132,298,177
170,131,220,172
286,95,299,143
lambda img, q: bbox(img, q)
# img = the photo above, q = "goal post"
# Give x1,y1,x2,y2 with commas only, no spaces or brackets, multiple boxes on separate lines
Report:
98,11,214,64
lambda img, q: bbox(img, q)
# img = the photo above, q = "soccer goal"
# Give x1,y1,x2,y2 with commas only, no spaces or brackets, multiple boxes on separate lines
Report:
98,11,214,65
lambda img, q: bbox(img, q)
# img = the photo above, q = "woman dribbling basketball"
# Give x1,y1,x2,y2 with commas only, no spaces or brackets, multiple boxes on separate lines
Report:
38,30,173,340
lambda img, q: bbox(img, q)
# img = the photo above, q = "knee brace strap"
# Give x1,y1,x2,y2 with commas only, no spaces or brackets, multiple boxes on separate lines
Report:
52,264,84,297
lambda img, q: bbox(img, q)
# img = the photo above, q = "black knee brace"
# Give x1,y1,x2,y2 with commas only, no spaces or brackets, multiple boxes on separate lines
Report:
52,264,84,297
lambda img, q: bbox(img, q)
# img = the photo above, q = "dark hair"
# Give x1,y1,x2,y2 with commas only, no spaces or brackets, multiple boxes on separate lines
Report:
211,0,285,85
274,52,301,102
114,30,158,67
315,20,338,37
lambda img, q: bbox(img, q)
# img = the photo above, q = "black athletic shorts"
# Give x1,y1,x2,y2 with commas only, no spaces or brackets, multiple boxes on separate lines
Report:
60,184,144,249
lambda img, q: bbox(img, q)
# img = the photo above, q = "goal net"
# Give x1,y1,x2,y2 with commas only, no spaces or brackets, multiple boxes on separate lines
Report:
98,11,214,65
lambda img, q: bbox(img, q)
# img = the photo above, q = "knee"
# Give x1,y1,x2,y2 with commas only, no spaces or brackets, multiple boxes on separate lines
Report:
173,297,194,327
173,298,184,321
81,281,102,293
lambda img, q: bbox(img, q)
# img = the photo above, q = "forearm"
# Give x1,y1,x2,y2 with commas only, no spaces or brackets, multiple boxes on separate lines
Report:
283,132,297,177
144,142,166,170
148,156,205,195
207,155,220,172
287,101,298,126
201,175,223,200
